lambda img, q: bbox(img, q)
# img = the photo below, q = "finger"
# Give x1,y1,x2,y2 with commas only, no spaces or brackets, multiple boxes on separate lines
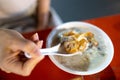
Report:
31,33,43,48
36,40,43,48
24,40,43,58
21,40,41,57
0,66,11,73
31,33,39,42
21,56,44,76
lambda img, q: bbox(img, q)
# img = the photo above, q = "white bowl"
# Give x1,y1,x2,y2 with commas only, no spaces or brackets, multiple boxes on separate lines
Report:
46,21,114,75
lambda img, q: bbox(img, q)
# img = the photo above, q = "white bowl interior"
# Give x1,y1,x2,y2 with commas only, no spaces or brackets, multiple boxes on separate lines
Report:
46,21,114,75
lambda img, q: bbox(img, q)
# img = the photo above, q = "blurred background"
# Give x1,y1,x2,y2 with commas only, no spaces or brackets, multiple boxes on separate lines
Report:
51,0,120,22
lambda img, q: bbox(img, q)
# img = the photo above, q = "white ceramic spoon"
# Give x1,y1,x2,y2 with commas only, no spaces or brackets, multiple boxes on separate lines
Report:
24,43,82,58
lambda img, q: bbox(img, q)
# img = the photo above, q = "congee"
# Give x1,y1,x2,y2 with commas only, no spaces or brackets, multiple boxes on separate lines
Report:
51,28,107,71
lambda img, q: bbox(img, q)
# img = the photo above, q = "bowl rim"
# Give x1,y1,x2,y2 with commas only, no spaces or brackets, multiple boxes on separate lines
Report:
46,21,114,75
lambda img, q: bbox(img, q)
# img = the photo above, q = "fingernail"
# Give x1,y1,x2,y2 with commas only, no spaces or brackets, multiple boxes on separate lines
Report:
33,33,39,41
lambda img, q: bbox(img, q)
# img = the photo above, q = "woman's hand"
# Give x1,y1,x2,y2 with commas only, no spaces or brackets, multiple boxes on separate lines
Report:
0,29,44,76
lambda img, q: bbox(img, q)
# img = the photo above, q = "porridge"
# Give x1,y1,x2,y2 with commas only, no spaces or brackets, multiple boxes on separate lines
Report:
51,28,107,71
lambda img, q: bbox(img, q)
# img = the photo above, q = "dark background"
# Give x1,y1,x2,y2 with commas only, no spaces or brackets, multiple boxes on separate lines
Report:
51,0,120,22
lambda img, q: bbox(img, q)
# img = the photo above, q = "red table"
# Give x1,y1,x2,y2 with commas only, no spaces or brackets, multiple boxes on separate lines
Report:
0,14,120,80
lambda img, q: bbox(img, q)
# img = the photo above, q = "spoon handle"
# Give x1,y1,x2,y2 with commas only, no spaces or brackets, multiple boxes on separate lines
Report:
40,44,60,54
40,48,58,55
25,44,60,58
40,47,58,53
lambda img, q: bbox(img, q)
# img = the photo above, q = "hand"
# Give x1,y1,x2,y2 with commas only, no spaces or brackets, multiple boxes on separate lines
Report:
0,29,44,76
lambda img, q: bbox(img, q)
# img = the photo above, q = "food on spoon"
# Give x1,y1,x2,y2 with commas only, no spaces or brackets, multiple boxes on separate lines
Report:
59,30,98,54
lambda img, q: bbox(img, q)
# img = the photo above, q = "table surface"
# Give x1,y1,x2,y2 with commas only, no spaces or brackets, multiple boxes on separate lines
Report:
0,14,120,80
